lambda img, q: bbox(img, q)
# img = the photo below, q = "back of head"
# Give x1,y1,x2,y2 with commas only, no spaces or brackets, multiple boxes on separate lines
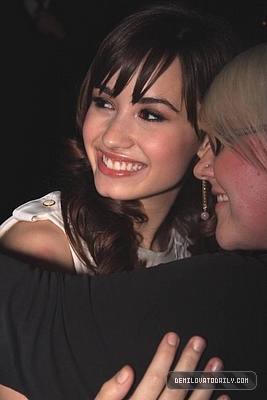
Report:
77,1,241,134
199,43,267,168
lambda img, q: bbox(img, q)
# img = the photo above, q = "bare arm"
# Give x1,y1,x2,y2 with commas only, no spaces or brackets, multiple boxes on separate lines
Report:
0,220,75,273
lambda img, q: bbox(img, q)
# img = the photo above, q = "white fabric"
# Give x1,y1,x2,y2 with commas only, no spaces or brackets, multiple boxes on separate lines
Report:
0,191,191,274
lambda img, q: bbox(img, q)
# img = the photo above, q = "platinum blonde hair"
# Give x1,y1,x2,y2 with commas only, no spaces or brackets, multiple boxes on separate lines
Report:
199,43,267,168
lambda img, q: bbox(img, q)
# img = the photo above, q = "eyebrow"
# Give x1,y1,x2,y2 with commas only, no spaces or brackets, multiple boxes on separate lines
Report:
97,86,113,96
139,97,180,113
96,86,180,114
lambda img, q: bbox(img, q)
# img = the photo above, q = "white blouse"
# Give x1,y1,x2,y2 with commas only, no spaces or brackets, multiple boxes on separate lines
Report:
0,191,191,274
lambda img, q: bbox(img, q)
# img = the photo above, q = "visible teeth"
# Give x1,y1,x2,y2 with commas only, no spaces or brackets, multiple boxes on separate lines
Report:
217,194,229,202
107,158,113,169
103,155,142,172
113,161,121,171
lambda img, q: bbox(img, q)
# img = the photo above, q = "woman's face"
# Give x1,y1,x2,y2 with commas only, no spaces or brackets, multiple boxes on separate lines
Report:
82,59,200,210
194,137,267,250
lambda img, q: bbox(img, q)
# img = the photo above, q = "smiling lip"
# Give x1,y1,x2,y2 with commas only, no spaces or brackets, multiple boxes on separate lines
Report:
97,150,146,177
217,194,229,203
214,193,229,212
212,188,229,203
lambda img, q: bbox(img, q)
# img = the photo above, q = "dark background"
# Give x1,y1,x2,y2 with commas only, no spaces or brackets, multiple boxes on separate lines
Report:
2,0,266,223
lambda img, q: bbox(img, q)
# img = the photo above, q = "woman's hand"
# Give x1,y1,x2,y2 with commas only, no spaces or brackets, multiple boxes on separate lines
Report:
95,332,230,400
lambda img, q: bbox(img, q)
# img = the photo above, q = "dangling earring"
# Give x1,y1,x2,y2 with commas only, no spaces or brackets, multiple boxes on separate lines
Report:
200,179,210,220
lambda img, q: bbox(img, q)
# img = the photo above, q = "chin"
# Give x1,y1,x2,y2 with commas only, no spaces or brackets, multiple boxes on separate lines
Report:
96,188,132,200
215,231,236,251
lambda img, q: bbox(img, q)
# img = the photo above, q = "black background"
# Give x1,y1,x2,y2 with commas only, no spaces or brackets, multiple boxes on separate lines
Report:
2,0,266,223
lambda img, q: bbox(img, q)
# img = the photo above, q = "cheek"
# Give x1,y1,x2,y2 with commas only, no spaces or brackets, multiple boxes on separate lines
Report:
82,109,99,144
243,173,267,221
215,153,267,222
82,116,90,143
82,112,100,167
149,134,199,178
214,151,244,188
171,135,199,167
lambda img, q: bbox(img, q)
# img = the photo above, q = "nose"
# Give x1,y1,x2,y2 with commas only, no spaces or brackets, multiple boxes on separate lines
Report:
193,140,215,181
102,116,134,150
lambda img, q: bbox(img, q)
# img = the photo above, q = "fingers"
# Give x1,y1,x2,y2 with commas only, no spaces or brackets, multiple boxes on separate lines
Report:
170,336,207,370
162,340,228,400
160,336,209,400
94,332,179,400
129,332,180,400
186,356,225,400
94,333,230,400
94,365,135,400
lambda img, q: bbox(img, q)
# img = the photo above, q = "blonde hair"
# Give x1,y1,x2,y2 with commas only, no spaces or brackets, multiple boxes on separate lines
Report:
199,43,267,169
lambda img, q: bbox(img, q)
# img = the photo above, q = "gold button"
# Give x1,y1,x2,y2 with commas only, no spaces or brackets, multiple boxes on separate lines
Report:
43,199,56,207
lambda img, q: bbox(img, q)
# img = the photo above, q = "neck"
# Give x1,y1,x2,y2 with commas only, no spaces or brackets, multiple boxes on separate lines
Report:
135,189,180,251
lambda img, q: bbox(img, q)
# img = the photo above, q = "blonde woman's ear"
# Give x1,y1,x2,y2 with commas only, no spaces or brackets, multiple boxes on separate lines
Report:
197,134,210,159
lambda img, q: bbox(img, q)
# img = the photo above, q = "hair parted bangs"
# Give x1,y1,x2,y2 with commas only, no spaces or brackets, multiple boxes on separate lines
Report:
199,43,267,169
77,18,183,130
92,44,176,105
76,2,240,137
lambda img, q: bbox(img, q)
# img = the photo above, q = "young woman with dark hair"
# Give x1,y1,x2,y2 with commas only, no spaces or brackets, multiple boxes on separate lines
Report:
0,2,239,275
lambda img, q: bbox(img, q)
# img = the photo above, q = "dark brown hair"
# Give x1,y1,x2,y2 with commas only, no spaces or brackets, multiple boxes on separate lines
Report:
60,2,240,274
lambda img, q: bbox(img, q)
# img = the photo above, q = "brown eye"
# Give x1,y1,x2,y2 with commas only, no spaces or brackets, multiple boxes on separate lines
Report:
209,136,222,156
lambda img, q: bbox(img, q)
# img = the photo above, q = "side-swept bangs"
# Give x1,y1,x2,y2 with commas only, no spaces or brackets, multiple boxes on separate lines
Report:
76,18,182,129
76,2,240,138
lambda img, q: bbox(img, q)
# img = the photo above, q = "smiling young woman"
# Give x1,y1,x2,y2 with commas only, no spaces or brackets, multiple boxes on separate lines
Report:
0,2,240,276
194,43,267,252
0,42,266,400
